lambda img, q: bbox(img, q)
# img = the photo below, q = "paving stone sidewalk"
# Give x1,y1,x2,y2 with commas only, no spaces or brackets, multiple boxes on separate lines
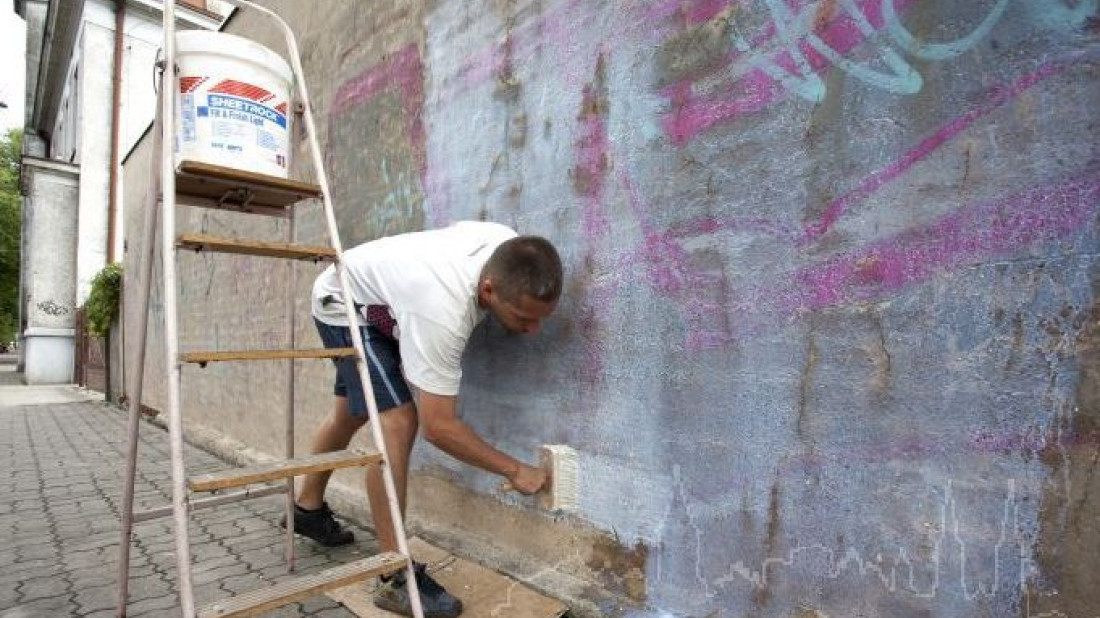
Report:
0,380,375,618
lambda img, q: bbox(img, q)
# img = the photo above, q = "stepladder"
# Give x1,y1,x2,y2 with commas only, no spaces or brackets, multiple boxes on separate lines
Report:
114,1,425,616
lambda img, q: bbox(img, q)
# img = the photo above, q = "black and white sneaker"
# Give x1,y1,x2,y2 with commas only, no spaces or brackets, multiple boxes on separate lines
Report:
279,502,354,547
373,562,464,617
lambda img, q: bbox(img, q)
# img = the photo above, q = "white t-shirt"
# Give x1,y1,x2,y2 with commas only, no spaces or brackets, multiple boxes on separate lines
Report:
311,221,518,396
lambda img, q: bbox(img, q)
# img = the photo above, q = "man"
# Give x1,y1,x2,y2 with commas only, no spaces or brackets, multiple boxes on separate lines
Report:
285,221,563,617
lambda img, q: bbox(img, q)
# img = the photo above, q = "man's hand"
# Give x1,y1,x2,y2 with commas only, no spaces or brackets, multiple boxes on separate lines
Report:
419,392,541,489
506,462,548,495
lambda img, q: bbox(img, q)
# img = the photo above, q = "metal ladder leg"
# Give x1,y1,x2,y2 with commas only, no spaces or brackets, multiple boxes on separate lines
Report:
283,213,297,572
159,2,197,614
115,71,164,618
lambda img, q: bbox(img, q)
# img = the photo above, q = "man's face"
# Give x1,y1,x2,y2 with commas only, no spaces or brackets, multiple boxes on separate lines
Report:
484,288,557,335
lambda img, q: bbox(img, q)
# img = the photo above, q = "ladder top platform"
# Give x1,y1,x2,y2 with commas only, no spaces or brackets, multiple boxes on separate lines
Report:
175,160,323,213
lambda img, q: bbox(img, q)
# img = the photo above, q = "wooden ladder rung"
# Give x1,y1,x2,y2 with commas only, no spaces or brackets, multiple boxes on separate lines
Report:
180,348,356,364
175,160,323,214
177,233,337,261
196,553,406,618
188,449,382,492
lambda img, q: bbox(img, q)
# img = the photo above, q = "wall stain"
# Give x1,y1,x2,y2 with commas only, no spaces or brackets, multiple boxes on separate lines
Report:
962,140,973,186
1007,312,1025,371
572,53,610,199
509,112,528,149
654,5,737,88
797,318,819,440
1028,268,1100,615
493,32,522,102
586,536,648,604
812,0,839,32
753,477,783,607
869,307,892,395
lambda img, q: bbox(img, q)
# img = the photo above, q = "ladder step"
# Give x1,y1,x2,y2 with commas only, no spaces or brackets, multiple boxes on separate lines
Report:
197,552,406,618
189,449,382,492
181,348,356,364
176,160,323,215
177,233,337,261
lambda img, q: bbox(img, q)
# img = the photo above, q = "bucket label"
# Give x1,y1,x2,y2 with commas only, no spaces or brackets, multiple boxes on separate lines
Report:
201,94,288,129
178,76,289,175
181,94,196,141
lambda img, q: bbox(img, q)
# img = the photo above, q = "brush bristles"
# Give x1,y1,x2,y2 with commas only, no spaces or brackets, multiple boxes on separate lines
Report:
539,445,578,512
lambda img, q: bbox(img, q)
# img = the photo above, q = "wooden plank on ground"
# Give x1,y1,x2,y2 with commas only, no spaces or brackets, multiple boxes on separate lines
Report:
326,538,568,618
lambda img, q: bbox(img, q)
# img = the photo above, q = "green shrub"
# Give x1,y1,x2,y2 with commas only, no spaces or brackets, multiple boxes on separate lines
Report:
85,262,123,337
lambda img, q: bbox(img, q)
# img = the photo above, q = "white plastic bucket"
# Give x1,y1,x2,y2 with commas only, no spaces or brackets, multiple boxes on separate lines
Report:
175,31,294,178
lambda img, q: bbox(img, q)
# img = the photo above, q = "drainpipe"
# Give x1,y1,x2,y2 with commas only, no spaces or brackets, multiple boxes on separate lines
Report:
107,0,126,402
108,0,124,264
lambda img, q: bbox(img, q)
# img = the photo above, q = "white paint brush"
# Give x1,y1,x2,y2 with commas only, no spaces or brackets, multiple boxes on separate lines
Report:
501,444,579,512
537,444,578,512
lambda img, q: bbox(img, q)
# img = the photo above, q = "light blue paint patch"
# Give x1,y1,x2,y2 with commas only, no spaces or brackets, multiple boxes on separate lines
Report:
884,0,1013,61
753,0,829,103
729,0,1018,102
379,158,419,219
1018,0,1098,30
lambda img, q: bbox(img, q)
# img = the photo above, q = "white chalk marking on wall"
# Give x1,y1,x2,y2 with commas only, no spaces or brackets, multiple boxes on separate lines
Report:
659,469,1058,610
711,480,1030,600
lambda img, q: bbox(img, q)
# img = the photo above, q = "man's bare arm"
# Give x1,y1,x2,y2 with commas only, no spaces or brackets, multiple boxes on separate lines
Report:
417,391,546,494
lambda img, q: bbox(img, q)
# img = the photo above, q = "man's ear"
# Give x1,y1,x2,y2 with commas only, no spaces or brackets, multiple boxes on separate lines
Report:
477,278,495,306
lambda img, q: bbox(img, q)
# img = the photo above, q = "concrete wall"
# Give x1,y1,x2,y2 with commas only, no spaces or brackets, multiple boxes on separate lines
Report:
20,0,47,138
44,0,224,305
73,9,115,304
21,156,79,384
123,1,1100,615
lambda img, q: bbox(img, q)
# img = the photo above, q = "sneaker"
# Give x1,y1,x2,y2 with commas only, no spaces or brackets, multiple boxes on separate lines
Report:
279,502,354,547
373,563,464,617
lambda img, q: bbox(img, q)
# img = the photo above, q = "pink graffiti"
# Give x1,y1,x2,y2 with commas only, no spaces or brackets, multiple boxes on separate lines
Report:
434,0,588,104
662,54,1077,248
788,176,1100,313
330,44,426,175
621,173,735,350
661,0,919,144
804,424,1100,471
970,427,1100,455
800,57,1075,243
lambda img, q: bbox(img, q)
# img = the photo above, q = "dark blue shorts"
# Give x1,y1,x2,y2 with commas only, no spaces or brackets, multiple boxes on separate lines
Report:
313,318,413,417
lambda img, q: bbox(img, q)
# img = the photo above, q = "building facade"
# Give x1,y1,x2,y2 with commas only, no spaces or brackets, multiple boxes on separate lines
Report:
16,0,226,384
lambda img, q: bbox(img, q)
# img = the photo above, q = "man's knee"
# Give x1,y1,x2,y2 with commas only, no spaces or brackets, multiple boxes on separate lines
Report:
380,402,418,442
332,397,368,430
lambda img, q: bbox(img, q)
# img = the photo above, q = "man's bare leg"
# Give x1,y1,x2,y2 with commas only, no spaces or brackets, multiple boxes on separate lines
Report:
369,400,463,615
297,396,366,510
365,401,418,552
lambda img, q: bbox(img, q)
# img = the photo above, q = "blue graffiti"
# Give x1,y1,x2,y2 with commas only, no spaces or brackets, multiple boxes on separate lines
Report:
730,0,1013,102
